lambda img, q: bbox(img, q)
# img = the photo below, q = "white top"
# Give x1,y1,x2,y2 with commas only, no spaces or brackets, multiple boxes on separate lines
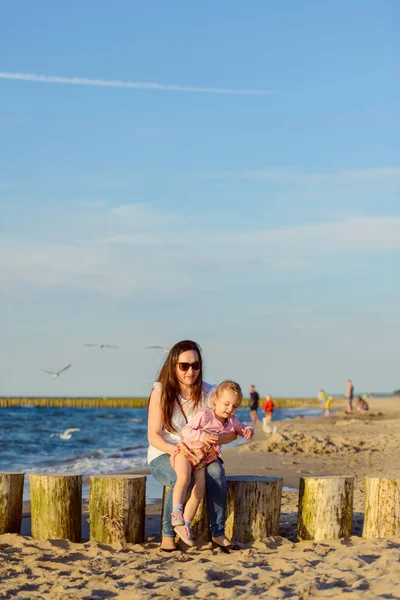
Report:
147,381,216,464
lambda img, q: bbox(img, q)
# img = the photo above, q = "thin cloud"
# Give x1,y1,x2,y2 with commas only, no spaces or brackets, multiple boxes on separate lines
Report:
1,215,399,298
0,71,280,96
104,216,400,252
110,203,181,228
197,166,400,182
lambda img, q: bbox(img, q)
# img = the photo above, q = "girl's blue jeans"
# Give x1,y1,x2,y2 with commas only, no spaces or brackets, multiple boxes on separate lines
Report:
150,453,227,538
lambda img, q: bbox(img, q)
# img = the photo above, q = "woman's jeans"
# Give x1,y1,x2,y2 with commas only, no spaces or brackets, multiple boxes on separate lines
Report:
150,453,227,538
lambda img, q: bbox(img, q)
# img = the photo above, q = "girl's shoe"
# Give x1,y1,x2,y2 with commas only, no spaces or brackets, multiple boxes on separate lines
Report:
171,508,185,526
174,525,194,547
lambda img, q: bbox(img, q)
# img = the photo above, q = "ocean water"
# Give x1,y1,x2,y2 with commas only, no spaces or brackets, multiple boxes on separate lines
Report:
1,405,322,502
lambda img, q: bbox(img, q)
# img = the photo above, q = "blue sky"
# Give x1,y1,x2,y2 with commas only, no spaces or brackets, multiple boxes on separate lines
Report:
1,1,399,397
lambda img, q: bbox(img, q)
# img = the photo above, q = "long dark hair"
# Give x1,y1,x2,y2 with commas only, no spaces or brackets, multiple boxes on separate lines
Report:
156,340,204,433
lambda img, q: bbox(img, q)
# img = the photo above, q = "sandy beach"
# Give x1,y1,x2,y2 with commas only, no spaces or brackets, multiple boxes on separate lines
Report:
1,396,400,599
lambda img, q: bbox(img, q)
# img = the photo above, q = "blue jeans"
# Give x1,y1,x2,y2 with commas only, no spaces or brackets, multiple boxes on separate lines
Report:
150,453,227,538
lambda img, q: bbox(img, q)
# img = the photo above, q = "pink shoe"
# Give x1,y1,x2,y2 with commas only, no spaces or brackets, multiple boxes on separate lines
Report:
171,508,185,526
174,524,194,547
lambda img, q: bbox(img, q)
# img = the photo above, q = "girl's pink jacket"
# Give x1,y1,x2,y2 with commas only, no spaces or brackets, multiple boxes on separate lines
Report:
181,409,252,455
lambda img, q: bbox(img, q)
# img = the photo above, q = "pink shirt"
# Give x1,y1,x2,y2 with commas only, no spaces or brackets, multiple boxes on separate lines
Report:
181,409,251,456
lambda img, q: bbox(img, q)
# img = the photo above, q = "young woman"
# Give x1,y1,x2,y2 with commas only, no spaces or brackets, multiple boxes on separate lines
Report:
147,340,238,552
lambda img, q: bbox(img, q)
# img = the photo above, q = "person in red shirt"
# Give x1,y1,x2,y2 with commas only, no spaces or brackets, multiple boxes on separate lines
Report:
263,394,275,424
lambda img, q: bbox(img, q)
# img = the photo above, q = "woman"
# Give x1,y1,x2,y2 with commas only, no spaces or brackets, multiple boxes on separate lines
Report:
147,340,238,552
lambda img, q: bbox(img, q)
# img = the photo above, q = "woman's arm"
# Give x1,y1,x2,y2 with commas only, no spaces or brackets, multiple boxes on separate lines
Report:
147,385,176,455
218,432,237,444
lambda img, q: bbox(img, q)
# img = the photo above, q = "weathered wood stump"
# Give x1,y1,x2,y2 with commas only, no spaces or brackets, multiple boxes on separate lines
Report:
297,476,354,541
89,475,146,545
0,472,24,534
29,474,82,541
163,476,283,544
225,476,283,543
362,476,400,538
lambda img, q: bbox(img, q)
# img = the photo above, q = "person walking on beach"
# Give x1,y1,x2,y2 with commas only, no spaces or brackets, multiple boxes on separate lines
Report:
169,380,254,547
318,389,327,406
147,340,240,553
324,395,334,417
345,379,354,413
262,394,275,425
249,384,260,425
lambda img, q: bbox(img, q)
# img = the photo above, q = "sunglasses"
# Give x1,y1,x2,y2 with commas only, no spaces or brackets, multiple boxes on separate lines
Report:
177,361,201,372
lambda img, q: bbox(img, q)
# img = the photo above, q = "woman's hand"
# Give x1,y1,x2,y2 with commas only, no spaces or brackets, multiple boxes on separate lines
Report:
202,431,219,445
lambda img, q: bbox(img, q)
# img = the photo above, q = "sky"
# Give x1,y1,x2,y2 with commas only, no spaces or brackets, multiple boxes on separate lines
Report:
1,0,399,397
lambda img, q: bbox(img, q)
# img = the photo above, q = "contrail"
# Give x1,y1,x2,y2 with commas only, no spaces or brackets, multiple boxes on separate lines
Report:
0,71,279,96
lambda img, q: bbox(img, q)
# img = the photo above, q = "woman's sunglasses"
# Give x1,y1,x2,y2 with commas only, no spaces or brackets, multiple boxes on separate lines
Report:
177,361,201,372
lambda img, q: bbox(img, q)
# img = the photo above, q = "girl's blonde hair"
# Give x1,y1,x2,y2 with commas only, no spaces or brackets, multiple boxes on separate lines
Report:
215,380,243,402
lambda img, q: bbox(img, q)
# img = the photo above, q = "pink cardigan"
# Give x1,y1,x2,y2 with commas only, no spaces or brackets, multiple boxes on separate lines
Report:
181,409,251,455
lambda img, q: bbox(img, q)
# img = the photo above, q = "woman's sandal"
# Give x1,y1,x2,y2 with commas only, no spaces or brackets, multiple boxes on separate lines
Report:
211,539,241,553
160,547,180,553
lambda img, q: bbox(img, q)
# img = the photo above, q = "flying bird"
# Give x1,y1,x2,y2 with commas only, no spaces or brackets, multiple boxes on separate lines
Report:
50,428,80,440
84,344,119,349
144,346,170,353
41,364,72,379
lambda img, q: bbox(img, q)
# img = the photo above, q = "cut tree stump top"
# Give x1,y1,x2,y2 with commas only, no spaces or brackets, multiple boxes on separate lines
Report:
89,475,145,480
301,476,354,480
227,476,283,483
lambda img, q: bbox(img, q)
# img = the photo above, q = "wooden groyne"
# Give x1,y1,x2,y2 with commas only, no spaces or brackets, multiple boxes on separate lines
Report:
0,397,149,408
0,396,322,409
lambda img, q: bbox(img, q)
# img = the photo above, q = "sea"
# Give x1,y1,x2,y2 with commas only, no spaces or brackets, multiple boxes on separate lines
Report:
1,405,323,503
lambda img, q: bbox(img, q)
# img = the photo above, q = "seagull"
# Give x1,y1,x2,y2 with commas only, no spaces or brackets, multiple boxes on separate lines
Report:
144,346,170,353
41,364,72,379
84,344,119,350
50,428,80,440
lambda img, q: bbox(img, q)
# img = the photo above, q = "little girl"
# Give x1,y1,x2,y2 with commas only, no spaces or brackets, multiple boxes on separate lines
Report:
170,380,254,546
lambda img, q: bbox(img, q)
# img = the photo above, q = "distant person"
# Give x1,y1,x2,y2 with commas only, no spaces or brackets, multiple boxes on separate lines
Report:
249,385,260,425
356,396,369,412
324,395,333,417
263,394,275,424
318,389,327,407
345,379,354,413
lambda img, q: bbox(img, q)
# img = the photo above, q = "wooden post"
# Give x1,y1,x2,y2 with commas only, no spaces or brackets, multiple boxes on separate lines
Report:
297,476,354,541
89,475,146,545
362,476,400,538
0,473,24,534
29,474,82,541
163,476,283,545
225,476,283,543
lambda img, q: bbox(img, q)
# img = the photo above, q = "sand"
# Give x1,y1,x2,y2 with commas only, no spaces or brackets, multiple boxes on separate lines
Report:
1,396,400,599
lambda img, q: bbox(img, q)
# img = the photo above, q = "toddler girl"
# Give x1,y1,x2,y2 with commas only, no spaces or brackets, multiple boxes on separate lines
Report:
170,380,254,546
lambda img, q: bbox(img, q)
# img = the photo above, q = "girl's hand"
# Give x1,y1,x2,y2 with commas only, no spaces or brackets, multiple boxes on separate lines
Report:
203,432,219,445
243,427,254,439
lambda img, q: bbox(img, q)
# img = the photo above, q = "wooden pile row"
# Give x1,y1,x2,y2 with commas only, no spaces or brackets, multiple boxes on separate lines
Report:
0,473,399,544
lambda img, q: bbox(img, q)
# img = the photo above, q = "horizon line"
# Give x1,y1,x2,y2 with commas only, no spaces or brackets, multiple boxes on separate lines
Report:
0,71,280,96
